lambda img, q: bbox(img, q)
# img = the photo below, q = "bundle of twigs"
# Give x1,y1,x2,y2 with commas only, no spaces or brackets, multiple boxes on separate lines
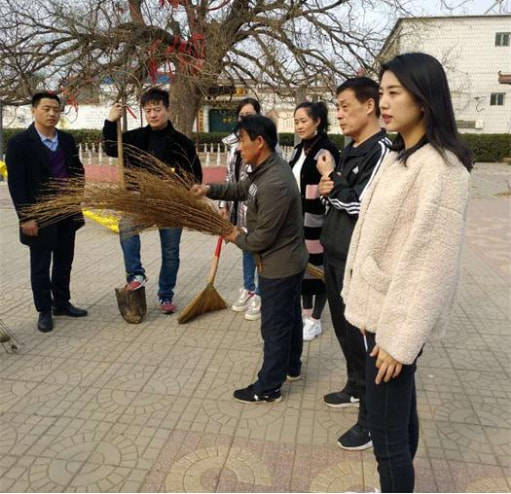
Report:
0,319,21,354
21,146,233,237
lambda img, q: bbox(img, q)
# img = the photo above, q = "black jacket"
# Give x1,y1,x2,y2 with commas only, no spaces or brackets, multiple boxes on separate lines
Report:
289,133,340,216
320,130,391,263
289,133,340,293
6,123,85,247
208,152,308,279
102,120,202,183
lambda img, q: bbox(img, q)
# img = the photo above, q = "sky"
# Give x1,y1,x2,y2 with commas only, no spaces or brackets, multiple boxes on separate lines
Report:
412,0,509,15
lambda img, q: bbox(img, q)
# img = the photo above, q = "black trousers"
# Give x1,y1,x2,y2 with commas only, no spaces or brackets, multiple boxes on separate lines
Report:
254,271,304,394
324,254,367,426
365,332,419,493
29,224,76,312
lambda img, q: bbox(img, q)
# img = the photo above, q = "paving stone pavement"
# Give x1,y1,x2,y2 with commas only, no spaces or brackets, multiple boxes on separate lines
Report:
0,162,509,493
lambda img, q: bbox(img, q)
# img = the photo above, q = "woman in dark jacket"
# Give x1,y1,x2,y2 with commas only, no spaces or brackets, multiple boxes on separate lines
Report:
289,101,340,341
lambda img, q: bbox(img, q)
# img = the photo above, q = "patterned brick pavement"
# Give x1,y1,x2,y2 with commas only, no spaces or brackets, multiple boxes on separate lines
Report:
0,162,509,492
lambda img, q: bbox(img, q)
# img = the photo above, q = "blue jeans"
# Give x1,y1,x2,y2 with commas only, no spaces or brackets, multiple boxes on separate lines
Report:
242,251,260,295
365,332,419,493
255,271,304,394
119,218,182,301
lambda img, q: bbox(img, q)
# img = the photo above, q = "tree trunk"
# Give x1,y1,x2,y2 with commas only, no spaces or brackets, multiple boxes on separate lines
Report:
169,74,203,137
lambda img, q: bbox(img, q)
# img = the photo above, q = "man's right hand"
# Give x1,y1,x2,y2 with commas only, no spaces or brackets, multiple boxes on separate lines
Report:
107,103,123,122
318,175,334,196
190,184,210,197
316,150,335,177
21,220,38,236
218,207,229,219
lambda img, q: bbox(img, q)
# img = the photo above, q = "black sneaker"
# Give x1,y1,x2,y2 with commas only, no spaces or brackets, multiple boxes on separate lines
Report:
233,384,282,403
337,423,373,451
324,390,360,408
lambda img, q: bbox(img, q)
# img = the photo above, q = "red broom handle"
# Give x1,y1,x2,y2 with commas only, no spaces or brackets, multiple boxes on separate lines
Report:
208,236,223,283
214,236,223,257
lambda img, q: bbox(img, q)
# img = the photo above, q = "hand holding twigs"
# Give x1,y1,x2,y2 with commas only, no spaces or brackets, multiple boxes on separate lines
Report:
316,150,334,177
318,175,334,196
21,220,38,236
370,345,403,384
108,103,124,122
190,184,210,197
223,226,239,243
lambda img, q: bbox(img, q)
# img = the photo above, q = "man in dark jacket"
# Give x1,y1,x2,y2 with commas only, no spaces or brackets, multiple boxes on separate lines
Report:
317,78,390,450
192,115,308,403
103,87,202,314
6,92,88,333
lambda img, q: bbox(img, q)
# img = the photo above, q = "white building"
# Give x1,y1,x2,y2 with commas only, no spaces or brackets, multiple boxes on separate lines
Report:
379,14,511,134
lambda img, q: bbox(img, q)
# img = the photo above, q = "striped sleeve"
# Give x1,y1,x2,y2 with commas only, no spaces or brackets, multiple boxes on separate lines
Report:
326,138,389,215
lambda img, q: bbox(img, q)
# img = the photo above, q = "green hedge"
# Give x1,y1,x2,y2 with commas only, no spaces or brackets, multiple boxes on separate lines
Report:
192,132,229,146
2,128,509,162
192,132,345,149
461,134,511,163
2,128,103,150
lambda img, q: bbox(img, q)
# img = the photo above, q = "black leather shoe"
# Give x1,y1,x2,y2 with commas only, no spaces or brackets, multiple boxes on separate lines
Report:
53,303,88,317
37,310,54,333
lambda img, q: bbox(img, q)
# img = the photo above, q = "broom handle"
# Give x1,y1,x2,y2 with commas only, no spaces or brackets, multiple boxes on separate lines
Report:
117,119,125,190
207,236,223,283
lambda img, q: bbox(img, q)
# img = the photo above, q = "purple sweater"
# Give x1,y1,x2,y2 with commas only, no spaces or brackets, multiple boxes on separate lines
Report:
46,146,68,178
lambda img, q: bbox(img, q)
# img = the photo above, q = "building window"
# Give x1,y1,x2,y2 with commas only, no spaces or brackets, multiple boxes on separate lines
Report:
456,120,476,129
490,93,505,106
495,32,510,46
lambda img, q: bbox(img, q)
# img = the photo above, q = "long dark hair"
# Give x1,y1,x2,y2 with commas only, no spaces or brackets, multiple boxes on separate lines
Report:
295,101,329,134
380,52,472,171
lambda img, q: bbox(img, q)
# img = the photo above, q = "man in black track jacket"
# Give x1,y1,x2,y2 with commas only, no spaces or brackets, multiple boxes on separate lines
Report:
317,78,390,451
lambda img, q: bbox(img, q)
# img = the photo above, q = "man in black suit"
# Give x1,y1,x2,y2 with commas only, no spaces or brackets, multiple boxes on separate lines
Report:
6,92,88,333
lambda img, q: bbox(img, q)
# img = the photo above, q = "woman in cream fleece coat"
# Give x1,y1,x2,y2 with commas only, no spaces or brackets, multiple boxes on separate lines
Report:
342,53,472,492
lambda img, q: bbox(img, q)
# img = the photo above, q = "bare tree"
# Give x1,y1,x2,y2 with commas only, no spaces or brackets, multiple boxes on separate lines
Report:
0,0,413,135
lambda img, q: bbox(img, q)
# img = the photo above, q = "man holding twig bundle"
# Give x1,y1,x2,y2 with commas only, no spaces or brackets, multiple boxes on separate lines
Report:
6,92,88,333
103,88,202,314
192,115,308,403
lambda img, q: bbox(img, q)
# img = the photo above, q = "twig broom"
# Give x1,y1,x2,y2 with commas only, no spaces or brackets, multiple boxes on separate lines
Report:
0,319,21,354
306,263,325,282
178,236,227,324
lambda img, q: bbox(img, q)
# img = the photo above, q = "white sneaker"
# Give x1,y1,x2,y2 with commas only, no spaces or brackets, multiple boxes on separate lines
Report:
245,294,261,320
303,318,322,341
231,288,253,312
